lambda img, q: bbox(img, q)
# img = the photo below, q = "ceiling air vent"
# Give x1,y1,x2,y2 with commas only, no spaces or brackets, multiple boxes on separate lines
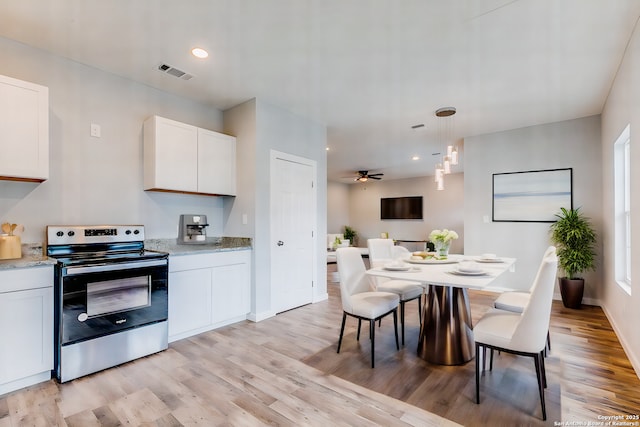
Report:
157,63,194,81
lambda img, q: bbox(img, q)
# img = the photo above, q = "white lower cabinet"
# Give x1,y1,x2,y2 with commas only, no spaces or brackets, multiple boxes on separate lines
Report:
0,266,53,395
168,250,251,342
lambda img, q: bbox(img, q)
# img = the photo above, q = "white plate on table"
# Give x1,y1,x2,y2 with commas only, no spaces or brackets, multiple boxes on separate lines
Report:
475,257,504,263
383,264,412,271
407,258,458,265
448,268,488,276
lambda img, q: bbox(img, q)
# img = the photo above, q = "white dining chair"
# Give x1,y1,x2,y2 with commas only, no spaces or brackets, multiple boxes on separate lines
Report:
367,238,424,345
336,247,400,368
474,251,558,421
493,246,556,353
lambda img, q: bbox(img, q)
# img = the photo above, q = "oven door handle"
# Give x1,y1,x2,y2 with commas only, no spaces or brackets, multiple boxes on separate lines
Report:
64,259,168,275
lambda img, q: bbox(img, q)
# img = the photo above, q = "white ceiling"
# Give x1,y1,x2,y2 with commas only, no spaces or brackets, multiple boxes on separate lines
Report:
1,0,638,183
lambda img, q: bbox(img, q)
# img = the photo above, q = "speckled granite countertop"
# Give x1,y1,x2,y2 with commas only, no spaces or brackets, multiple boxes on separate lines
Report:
0,238,252,270
144,237,252,256
0,244,57,270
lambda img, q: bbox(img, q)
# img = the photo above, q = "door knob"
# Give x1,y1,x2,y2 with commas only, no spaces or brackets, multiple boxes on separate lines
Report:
277,240,284,246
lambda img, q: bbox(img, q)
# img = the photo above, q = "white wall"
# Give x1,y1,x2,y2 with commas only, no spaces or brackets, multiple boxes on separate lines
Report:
464,116,603,296
224,99,327,320
600,19,640,377
0,36,229,242
327,181,350,234
343,173,464,253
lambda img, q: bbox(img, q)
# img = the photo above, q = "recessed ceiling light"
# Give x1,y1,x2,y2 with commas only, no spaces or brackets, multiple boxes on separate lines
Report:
191,48,209,59
326,147,330,151
412,155,420,160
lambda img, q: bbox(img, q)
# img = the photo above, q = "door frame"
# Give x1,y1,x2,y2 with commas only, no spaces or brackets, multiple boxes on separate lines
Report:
269,150,318,311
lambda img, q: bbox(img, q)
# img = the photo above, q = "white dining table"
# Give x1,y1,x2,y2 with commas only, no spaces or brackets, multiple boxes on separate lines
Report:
366,254,516,365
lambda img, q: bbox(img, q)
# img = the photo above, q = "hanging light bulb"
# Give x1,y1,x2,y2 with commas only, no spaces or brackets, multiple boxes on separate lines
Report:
435,107,457,182
436,177,444,191
443,156,451,174
434,162,443,182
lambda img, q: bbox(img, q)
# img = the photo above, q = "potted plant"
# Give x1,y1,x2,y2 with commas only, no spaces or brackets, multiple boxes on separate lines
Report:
549,207,597,309
343,226,357,247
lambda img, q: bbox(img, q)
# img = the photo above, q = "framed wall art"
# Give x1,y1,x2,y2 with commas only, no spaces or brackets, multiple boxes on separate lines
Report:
492,168,573,222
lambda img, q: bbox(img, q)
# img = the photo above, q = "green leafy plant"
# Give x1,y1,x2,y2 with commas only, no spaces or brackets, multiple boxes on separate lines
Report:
549,207,597,279
343,226,357,245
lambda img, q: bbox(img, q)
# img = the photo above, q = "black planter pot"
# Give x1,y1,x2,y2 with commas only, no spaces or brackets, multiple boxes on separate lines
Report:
559,277,584,309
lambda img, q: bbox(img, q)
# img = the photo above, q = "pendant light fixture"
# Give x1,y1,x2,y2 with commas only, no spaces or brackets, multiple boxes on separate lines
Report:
434,107,458,190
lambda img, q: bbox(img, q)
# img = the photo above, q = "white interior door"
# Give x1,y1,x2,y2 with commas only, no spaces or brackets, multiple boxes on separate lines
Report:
271,152,316,313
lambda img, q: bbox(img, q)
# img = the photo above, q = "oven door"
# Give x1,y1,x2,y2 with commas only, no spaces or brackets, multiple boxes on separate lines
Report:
59,258,168,345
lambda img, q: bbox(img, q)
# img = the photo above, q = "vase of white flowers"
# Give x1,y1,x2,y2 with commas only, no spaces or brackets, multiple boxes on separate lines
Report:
429,229,459,259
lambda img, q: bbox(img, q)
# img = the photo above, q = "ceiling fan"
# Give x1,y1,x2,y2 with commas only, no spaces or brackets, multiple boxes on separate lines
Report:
354,170,384,182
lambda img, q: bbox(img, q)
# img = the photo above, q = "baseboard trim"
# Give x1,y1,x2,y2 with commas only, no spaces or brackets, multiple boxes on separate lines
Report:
248,310,277,322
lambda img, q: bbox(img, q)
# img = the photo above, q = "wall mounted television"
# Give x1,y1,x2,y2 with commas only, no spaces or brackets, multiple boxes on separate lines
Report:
380,196,423,220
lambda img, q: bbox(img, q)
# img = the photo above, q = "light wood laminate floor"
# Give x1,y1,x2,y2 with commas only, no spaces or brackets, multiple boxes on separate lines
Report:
1,264,639,426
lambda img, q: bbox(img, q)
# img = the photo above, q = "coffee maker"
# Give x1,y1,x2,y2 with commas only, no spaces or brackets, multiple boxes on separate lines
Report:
178,214,209,244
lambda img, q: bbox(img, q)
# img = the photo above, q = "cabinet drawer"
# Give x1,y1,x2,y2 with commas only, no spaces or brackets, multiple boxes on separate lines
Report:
0,266,53,293
169,250,250,272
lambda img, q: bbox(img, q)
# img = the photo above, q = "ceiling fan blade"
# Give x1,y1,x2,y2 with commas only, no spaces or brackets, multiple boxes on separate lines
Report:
370,176,382,180
369,173,384,177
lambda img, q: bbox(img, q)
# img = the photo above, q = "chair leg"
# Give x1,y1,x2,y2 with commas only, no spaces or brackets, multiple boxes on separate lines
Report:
490,348,494,371
475,342,481,404
370,319,376,368
540,352,547,388
547,330,551,352
400,300,406,346
534,352,547,420
357,319,362,341
482,346,487,371
418,294,422,324
393,308,400,351
337,312,347,353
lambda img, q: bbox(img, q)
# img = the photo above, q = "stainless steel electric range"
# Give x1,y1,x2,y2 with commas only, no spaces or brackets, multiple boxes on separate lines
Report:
46,225,168,382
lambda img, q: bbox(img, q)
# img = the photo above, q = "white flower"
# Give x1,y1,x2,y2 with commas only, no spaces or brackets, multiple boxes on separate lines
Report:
429,229,459,243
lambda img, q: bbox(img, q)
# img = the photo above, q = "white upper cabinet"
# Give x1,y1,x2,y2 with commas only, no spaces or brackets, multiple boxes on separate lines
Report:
0,74,49,182
144,115,198,192
144,115,236,196
197,128,236,196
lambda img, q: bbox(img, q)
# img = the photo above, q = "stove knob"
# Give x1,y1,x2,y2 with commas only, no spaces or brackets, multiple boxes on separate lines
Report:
68,231,75,237
133,229,140,235
56,231,64,237
125,230,132,235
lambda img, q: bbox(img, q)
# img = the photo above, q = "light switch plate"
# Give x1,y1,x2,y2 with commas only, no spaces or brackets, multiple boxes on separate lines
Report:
90,123,101,138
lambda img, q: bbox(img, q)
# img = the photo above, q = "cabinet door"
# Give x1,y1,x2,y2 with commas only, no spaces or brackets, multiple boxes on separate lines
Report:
0,287,53,384
144,116,198,192
197,128,236,196
168,269,212,339
211,262,250,323
0,74,49,181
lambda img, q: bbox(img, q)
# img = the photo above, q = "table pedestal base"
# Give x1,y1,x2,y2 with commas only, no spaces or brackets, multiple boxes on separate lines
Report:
418,285,475,365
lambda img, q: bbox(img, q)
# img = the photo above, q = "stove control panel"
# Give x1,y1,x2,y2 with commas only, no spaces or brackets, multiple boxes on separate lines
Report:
47,225,145,245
